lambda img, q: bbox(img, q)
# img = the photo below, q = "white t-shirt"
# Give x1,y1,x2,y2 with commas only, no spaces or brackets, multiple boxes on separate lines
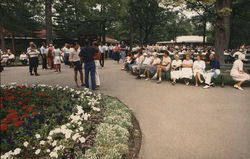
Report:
20,54,28,60
193,60,206,70
182,59,193,66
9,54,15,59
143,57,153,65
152,57,161,65
98,46,104,53
162,56,171,66
171,60,182,68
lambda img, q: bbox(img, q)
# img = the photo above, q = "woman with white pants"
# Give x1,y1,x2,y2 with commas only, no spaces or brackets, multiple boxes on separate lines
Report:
93,41,101,87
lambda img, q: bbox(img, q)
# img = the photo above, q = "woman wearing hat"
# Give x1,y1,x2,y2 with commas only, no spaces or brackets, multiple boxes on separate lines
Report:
230,53,250,90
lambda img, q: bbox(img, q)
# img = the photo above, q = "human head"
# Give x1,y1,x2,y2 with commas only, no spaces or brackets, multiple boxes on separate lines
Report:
209,53,215,60
186,54,191,60
174,55,179,60
164,51,169,57
197,54,202,60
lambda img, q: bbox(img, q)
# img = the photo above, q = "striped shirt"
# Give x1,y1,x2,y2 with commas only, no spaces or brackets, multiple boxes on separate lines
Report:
27,50,39,58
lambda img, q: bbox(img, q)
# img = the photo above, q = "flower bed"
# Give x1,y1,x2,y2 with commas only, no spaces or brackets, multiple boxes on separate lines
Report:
0,83,136,159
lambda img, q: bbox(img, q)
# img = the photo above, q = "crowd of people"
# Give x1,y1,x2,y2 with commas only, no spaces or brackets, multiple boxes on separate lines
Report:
120,45,250,90
1,42,250,90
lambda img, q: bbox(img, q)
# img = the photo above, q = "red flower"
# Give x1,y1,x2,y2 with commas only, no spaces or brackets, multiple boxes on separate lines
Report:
39,93,46,97
27,91,32,95
0,124,9,131
21,114,28,119
20,93,25,97
0,104,3,109
25,98,31,102
22,105,28,110
8,109,16,113
32,112,39,116
26,106,34,112
21,85,27,89
6,113,19,121
3,118,11,124
18,101,23,106
11,89,16,93
13,120,24,127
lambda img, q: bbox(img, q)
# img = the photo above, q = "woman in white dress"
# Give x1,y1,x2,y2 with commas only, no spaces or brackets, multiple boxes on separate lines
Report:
53,45,62,73
193,54,206,86
230,53,250,90
170,55,182,85
181,54,193,85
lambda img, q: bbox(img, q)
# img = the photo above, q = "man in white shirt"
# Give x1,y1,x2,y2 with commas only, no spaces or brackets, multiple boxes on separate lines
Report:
136,52,153,79
40,42,48,69
98,43,105,67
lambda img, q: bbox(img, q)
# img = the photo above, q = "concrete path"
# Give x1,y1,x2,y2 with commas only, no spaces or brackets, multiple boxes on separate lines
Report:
1,60,250,159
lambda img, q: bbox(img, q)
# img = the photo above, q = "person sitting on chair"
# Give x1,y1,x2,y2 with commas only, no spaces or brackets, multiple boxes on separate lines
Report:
151,51,171,83
203,54,221,89
19,51,28,65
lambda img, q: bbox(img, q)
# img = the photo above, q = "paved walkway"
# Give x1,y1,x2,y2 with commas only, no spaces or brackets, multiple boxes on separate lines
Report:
1,61,250,159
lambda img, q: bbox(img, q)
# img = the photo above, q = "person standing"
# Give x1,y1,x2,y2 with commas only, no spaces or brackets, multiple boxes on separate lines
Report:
69,44,84,87
113,44,120,63
40,42,48,69
47,44,54,70
27,44,40,76
92,41,101,87
53,45,62,73
99,43,105,67
79,41,98,90
120,41,126,64
62,43,71,66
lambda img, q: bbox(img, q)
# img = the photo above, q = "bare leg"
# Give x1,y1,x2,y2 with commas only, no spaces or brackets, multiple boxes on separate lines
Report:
197,73,203,83
237,81,244,87
79,70,84,86
74,71,78,87
195,74,198,86
59,64,61,72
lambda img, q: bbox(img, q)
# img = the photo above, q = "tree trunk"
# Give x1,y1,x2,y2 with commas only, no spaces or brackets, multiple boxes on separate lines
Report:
203,17,207,46
45,0,53,44
11,33,15,54
102,21,106,44
129,16,134,51
0,26,6,51
215,0,232,64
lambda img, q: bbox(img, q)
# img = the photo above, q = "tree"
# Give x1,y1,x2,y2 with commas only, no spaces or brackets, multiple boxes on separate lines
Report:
45,0,53,44
214,0,232,64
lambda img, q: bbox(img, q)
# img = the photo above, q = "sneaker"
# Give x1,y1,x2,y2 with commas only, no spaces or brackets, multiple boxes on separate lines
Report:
238,87,244,90
171,81,176,85
30,73,34,76
157,80,162,84
234,85,243,90
35,73,40,76
145,78,150,81
203,85,210,89
234,84,239,89
151,75,157,80
140,74,145,78
185,82,190,86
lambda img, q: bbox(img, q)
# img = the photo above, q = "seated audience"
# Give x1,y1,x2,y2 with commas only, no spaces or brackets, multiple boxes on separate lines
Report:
170,55,182,85
203,54,221,88
132,51,145,76
230,53,250,90
181,54,193,85
19,51,28,65
151,52,171,83
193,54,206,86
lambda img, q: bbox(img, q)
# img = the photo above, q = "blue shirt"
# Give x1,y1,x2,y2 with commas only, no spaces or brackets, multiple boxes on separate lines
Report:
210,59,220,69
79,46,98,63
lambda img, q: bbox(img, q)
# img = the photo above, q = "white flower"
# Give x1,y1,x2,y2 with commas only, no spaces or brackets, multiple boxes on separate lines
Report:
35,134,41,139
79,127,84,131
47,136,53,140
72,133,80,141
78,137,86,143
13,148,21,155
23,141,29,147
49,151,58,158
52,141,57,146
35,149,41,155
46,149,51,153
40,140,45,145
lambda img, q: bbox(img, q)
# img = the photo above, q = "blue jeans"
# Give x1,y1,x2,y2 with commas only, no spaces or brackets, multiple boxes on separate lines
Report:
84,61,96,90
